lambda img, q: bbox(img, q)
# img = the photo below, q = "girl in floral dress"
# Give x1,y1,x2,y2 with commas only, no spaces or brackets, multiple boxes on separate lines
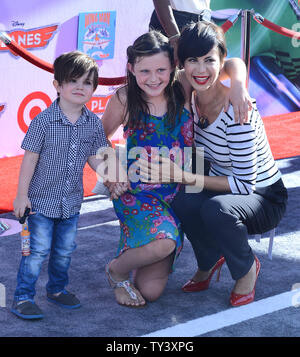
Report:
101,30,250,307
101,31,192,307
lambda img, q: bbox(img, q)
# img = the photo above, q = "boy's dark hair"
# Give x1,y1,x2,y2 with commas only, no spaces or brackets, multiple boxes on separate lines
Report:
121,30,185,129
53,51,99,91
178,21,227,67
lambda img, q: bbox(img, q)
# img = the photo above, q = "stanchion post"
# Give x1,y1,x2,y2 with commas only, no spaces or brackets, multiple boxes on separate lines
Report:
241,10,252,88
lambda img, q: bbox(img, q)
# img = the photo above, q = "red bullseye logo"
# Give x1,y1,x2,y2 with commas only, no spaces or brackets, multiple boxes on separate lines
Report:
0,103,5,116
18,91,52,133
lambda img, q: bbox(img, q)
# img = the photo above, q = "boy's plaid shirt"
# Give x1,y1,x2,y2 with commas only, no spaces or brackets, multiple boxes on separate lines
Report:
21,99,108,218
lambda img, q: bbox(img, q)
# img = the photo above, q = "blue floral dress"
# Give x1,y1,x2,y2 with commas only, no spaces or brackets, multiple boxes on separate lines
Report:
113,108,193,267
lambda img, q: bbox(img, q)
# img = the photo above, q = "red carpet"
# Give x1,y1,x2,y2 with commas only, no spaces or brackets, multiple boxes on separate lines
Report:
0,157,97,214
263,111,300,160
0,112,299,213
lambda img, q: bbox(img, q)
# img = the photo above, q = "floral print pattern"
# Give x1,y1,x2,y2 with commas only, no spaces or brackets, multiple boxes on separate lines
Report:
113,108,193,267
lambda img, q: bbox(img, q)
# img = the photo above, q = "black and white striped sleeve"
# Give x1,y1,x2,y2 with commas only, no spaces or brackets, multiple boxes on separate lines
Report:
226,111,258,194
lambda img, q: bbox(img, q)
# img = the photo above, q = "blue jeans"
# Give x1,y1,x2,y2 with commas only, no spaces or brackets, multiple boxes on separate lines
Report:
14,212,79,301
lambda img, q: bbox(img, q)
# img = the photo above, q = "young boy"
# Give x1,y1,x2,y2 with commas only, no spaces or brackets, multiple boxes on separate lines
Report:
11,51,109,320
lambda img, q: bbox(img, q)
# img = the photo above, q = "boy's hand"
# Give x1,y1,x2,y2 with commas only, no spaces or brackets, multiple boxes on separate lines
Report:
13,195,33,219
105,181,131,200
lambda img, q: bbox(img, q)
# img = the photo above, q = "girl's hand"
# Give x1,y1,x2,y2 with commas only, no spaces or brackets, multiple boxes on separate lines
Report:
224,81,253,125
105,181,131,200
138,157,183,183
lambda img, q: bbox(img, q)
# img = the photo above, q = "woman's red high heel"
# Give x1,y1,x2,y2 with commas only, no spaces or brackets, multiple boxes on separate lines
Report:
182,256,225,292
230,256,261,307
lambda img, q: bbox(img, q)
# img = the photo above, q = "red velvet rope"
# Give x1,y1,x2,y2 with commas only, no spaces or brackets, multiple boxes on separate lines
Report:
1,14,235,87
98,76,126,86
4,13,298,87
0,15,234,86
253,16,300,39
221,19,234,33
0,33,127,86
4,37,54,73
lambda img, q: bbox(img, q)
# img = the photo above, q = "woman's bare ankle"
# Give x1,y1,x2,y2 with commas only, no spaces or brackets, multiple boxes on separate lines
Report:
192,268,211,282
233,260,257,295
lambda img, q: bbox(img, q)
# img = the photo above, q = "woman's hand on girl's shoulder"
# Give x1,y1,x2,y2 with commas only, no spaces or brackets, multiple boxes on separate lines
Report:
224,81,253,125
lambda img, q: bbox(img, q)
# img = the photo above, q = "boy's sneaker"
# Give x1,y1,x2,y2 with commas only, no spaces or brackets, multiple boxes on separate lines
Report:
11,299,44,320
47,289,81,309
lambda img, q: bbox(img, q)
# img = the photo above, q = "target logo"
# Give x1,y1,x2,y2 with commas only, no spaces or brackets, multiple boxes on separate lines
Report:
0,103,5,117
18,91,52,133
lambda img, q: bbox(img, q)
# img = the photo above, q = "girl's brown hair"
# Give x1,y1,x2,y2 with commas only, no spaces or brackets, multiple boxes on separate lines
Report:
120,31,185,129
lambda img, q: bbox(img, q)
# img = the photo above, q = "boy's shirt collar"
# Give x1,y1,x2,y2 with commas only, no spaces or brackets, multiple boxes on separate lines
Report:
49,98,91,125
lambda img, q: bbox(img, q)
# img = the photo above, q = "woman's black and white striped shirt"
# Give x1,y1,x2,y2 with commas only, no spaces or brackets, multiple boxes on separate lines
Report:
192,93,281,194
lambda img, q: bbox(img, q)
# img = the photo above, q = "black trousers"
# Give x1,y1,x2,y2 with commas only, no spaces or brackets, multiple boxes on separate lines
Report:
149,9,211,36
171,179,287,280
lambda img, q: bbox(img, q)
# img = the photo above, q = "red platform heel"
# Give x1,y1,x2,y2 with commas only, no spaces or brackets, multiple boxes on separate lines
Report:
182,256,225,292
230,256,261,307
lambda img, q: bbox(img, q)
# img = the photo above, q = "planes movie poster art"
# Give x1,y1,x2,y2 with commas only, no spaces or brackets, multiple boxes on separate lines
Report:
77,11,116,60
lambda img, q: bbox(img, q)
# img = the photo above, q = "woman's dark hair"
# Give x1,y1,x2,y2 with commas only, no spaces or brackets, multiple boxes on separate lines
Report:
177,21,227,67
121,30,185,129
54,51,99,91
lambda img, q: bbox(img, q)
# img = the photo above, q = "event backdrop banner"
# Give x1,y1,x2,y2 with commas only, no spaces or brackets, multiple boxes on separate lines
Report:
0,0,299,158
77,11,117,60
0,0,153,158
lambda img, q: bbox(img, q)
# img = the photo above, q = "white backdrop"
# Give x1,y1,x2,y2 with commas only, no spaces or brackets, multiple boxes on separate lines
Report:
0,0,154,158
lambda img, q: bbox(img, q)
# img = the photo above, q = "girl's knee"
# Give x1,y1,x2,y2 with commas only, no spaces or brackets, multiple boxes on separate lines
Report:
134,255,172,302
140,288,161,302
138,279,167,302
149,239,176,261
